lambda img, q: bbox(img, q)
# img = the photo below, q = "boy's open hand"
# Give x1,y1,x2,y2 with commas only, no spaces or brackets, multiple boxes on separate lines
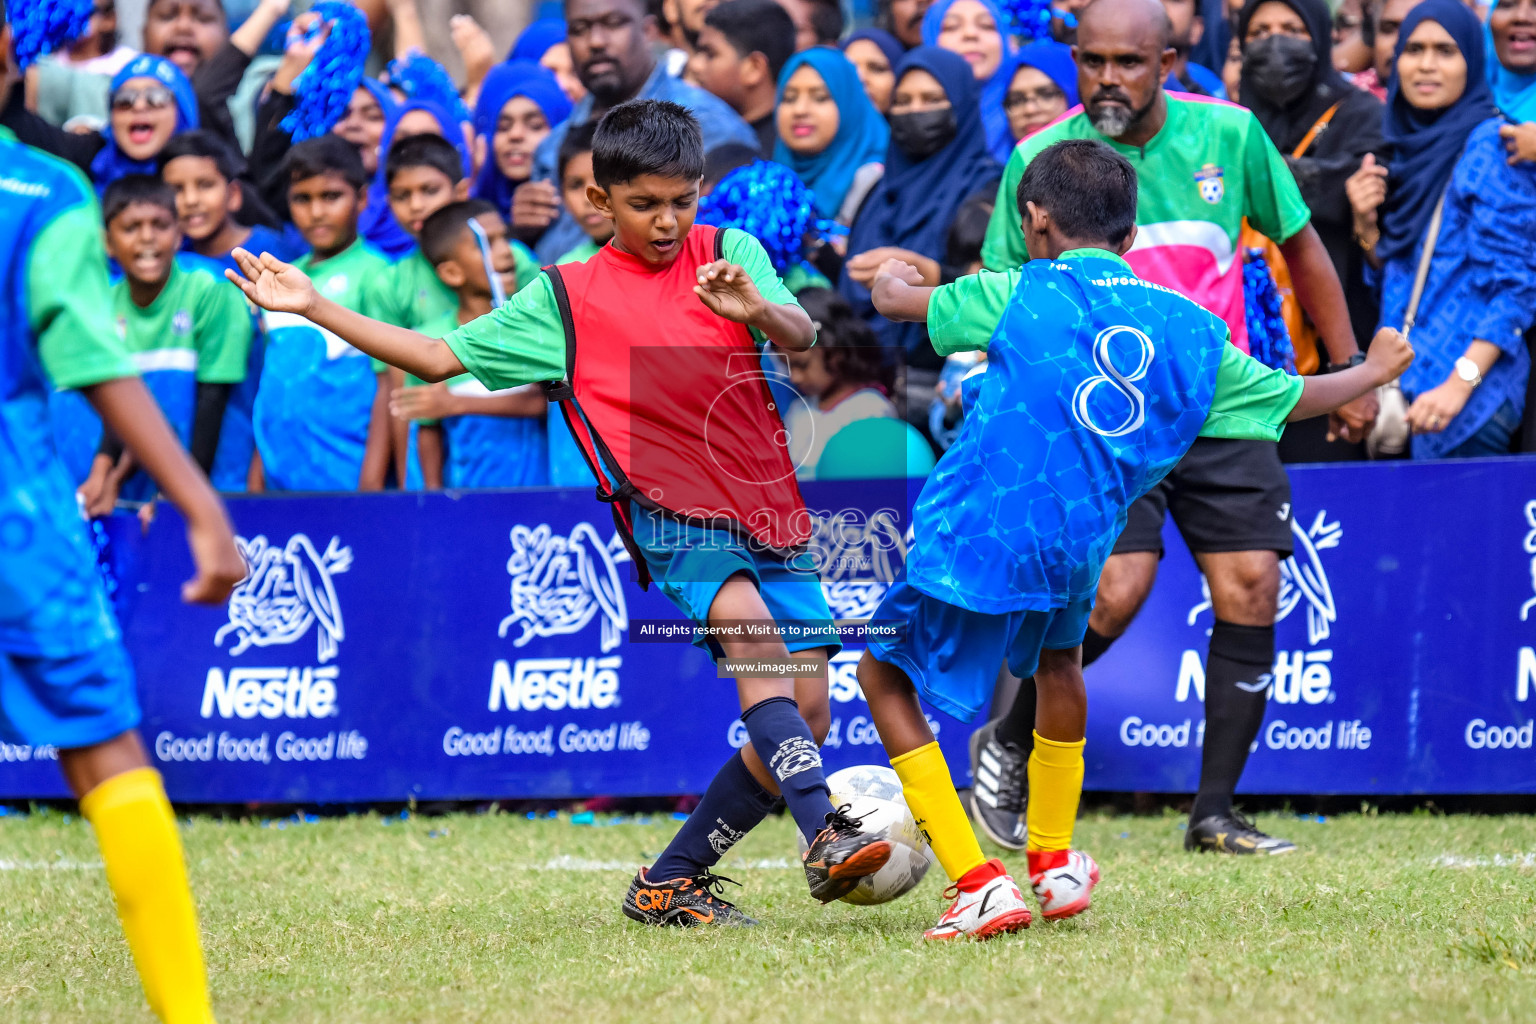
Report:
1366,326,1414,383
694,260,767,325
226,248,318,317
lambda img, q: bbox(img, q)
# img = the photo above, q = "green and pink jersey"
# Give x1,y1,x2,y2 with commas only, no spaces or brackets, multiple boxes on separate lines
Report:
982,94,1311,354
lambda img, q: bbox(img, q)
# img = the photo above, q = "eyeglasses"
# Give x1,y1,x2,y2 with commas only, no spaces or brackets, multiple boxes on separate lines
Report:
111,85,175,111
1004,85,1064,111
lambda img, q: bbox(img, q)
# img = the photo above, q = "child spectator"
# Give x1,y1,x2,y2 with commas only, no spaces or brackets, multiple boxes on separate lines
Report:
782,288,897,479
470,60,571,226
75,175,252,508
359,98,471,260
160,129,299,491
688,0,797,154
553,121,609,265
252,133,390,492
390,200,550,489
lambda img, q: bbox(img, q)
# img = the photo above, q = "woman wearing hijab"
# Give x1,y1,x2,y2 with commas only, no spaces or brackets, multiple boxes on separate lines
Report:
1238,0,1383,395
1000,42,1078,143
922,0,1016,163
842,28,907,114
508,16,586,104
774,48,890,228
471,61,572,223
1488,0,1536,161
841,47,1001,421
0,53,199,190
1346,0,1536,458
358,99,473,260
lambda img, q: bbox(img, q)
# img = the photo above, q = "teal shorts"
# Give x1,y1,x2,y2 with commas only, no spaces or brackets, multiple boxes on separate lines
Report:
0,641,140,749
629,505,841,660
866,581,1092,722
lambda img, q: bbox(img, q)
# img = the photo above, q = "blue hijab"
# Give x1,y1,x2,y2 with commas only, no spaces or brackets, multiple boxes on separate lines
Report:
841,28,906,85
92,54,199,189
843,47,1001,352
922,0,1017,163
471,61,572,219
359,100,473,260
1486,10,1536,122
509,17,567,64
772,48,890,221
1003,41,1079,138
1379,0,1498,263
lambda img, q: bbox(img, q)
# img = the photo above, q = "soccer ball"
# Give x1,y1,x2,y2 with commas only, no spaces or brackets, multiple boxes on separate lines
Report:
795,764,935,906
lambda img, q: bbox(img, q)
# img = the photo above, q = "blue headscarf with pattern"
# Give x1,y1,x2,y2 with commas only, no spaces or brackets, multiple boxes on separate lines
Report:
91,55,199,190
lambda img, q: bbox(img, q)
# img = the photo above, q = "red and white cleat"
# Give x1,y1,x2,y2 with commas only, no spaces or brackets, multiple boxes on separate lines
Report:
1028,849,1100,921
923,858,1032,941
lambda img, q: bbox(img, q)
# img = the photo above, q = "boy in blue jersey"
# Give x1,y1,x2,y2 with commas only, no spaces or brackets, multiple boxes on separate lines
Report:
856,139,1413,941
0,13,246,1019
388,200,551,488
76,176,252,510
162,129,302,492
252,134,393,492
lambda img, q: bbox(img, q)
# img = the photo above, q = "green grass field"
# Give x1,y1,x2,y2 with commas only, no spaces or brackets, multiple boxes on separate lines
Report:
3,806,1535,1023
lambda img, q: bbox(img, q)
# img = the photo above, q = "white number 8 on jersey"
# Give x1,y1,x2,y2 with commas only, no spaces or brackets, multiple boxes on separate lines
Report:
1071,325,1155,437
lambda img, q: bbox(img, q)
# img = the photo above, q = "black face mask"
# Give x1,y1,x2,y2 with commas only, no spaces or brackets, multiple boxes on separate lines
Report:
890,107,957,159
1244,34,1318,106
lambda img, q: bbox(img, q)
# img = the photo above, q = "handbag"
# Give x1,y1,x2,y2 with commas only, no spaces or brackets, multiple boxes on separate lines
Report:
1366,190,1447,458
1240,103,1340,375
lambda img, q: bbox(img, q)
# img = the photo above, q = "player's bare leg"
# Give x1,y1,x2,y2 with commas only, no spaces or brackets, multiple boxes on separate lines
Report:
60,731,216,1024
1026,647,1100,920
859,654,1031,940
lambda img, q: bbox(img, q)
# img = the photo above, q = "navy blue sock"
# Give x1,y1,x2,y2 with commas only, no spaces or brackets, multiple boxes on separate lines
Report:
649,751,775,881
742,696,834,843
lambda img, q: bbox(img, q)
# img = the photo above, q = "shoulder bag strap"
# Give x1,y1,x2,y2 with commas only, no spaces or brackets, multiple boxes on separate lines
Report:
1403,190,1448,339
1290,102,1342,159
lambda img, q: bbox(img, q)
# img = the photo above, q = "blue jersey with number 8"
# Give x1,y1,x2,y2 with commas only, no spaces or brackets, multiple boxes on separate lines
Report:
908,249,1234,614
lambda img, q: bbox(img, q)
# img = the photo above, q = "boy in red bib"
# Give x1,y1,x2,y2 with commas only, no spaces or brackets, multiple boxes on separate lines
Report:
227,102,892,926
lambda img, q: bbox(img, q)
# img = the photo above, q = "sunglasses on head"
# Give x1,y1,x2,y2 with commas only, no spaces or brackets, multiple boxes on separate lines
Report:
111,85,175,111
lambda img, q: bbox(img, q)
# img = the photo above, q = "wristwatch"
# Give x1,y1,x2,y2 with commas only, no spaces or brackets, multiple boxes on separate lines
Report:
1325,353,1366,373
1455,357,1483,389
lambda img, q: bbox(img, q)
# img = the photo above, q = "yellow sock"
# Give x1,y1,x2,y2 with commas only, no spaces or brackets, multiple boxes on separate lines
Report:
1026,731,1086,853
80,768,215,1024
890,741,986,882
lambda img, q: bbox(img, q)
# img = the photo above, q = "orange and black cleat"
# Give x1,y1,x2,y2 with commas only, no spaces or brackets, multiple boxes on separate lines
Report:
622,868,757,927
802,803,893,903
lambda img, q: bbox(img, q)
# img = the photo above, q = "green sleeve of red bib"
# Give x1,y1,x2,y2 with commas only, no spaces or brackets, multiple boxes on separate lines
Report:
722,229,804,347
29,200,138,389
442,275,568,391
1199,344,1305,441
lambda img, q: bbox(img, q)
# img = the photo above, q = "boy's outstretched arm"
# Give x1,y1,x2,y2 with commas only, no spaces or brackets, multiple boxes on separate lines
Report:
694,259,817,351
871,259,935,323
82,378,246,605
226,249,468,383
1288,327,1414,421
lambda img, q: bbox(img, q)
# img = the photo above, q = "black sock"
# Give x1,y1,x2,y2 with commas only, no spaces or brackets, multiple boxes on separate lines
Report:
741,696,834,843
649,751,775,881
1191,620,1274,823
1081,626,1115,667
993,676,1037,752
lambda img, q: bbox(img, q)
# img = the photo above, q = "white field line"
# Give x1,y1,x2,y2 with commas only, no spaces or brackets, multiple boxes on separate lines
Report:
1430,853,1536,869
513,855,798,872
0,859,101,871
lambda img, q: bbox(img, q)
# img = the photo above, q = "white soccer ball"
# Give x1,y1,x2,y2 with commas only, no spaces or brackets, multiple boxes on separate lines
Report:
795,764,935,906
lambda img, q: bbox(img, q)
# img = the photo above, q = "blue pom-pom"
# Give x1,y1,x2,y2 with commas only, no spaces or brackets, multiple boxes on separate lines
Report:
1244,249,1296,373
11,0,94,68
997,0,1072,39
386,51,473,126
697,161,842,277
281,1,372,143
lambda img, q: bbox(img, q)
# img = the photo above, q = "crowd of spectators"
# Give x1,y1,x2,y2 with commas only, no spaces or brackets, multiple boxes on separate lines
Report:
6,0,1536,500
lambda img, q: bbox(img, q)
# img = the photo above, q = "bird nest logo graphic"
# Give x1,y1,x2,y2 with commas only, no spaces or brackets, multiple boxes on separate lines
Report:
498,523,630,653
1189,510,1340,645
810,511,910,622
215,534,352,663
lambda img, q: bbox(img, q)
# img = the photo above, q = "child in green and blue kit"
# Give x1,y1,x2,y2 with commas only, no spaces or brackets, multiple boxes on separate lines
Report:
76,175,251,511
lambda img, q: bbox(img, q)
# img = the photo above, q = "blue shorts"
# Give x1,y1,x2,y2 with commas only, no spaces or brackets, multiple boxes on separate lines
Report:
866,581,1092,722
630,505,841,660
0,642,140,749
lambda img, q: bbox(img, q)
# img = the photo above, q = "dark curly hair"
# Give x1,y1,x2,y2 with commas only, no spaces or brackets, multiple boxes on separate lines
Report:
797,288,896,395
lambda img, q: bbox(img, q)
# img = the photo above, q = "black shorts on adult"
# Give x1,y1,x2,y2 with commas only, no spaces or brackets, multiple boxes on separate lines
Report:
1112,437,1295,557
